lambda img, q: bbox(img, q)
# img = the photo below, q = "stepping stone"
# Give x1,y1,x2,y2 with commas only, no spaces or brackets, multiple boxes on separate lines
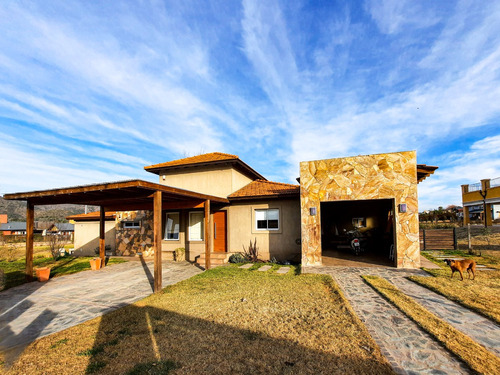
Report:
276,267,290,274
258,265,272,272
239,264,253,269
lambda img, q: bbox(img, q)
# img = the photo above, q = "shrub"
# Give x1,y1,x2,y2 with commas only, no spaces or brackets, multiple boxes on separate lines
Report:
242,238,259,262
228,253,245,263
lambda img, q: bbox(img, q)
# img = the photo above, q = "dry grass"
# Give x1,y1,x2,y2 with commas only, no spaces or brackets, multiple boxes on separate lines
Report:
458,232,500,251
411,251,500,324
0,243,73,261
3,265,394,375
363,275,500,375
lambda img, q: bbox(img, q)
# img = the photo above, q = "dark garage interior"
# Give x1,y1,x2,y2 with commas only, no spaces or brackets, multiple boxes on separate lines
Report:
320,199,396,267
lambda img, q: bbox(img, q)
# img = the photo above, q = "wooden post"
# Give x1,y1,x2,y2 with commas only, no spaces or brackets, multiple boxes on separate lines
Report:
422,229,426,251
99,207,105,268
26,200,34,281
468,223,472,251
463,206,470,226
204,200,211,270
453,227,457,250
153,191,162,293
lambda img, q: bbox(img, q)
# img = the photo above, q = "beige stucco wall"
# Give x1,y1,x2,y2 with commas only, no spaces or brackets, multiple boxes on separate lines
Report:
73,221,116,256
300,151,420,268
159,165,254,198
227,199,301,261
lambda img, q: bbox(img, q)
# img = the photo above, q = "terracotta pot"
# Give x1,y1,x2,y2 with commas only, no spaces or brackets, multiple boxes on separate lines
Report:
36,267,51,282
90,258,101,271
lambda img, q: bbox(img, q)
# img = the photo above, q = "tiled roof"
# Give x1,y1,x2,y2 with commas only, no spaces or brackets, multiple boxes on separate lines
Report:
144,152,239,170
228,180,300,199
0,222,26,231
66,211,116,221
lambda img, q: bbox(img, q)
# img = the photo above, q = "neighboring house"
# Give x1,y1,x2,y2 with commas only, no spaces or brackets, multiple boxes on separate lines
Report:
67,211,116,256
461,177,500,226
46,223,74,236
0,222,27,235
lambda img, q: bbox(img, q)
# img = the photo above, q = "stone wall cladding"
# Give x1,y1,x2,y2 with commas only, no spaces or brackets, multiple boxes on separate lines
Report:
300,151,420,268
115,210,155,256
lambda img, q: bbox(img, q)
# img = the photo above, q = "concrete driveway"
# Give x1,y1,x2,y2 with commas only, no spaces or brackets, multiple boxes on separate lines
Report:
0,260,202,363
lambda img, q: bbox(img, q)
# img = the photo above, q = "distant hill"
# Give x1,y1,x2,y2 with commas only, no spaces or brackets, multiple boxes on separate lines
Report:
0,196,98,222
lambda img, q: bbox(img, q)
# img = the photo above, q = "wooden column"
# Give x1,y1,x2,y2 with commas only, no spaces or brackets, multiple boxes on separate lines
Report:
463,206,470,225
153,191,162,293
26,200,34,281
204,199,211,270
99,207,105,268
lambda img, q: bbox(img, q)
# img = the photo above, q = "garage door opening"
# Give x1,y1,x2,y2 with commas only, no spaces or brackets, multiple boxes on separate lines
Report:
320,199,396,267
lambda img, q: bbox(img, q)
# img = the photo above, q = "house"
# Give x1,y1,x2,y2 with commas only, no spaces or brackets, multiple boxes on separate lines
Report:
63,151,435,269
0,222,27,235
4,150,437,292
46,223,75,236
461,177,500,226
66,211,116,255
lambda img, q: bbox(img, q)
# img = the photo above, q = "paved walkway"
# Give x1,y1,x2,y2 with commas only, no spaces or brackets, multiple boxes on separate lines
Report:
389,276,500,356
305,266,471,374
0,260,202,363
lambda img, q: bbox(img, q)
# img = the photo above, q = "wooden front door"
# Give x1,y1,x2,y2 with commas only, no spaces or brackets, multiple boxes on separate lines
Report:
213,211,227,253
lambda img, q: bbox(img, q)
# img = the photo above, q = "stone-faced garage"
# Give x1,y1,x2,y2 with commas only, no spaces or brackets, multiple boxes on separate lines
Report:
300,151,422,268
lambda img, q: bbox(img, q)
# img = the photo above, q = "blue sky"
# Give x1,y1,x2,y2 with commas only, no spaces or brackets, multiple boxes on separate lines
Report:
0,0,499,210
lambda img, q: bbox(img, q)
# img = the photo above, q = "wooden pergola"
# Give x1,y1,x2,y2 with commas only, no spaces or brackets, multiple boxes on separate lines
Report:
3,179,229,293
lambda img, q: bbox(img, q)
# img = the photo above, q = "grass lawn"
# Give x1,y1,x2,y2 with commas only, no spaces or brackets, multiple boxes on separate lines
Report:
363,275,500,375
410,250,500,324
4,265,394,375
0,256,128,290
0,243,74,261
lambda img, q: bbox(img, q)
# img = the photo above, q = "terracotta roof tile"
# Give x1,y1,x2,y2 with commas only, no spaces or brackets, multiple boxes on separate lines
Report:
66,211,116,221
144,152,239,170
228,180,299,199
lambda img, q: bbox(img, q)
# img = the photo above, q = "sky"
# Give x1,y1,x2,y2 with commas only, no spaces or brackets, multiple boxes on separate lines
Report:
0,0,499,210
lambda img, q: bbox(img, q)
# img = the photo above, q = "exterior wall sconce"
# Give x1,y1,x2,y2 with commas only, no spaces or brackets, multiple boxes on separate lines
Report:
162,175,166,180
310,207,317,216
399,203,407,213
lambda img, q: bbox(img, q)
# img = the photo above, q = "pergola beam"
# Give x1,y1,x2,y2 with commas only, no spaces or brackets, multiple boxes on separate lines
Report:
153,191,163,292
204,199,211,270
99,207,105,267
26,201,34,281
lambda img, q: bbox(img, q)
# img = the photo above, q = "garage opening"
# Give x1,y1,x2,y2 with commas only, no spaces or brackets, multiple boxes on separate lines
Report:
320,199,396,267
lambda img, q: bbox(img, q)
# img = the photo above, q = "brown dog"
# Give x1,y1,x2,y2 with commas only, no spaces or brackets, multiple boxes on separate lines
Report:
444,258,476,281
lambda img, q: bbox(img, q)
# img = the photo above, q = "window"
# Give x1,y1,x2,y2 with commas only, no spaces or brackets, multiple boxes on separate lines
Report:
189,212,204,241
255,209,279,230
123,221,140,229
164,212,180,240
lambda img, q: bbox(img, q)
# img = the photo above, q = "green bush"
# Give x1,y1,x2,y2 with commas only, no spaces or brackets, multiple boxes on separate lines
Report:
228,253,245,263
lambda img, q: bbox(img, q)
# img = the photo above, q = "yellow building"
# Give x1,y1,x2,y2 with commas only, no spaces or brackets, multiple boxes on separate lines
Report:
461,178,500,227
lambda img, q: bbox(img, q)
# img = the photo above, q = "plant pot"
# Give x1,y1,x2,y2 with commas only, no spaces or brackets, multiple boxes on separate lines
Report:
90,258,101,271
36,267,51,282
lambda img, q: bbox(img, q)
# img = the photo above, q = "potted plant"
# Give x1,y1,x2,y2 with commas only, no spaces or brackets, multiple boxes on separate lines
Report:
35,267,51,282
89,258,101,270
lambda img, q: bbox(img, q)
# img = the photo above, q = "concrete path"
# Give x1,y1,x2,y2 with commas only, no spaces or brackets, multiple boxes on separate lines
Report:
389,276,500,356
305,266,471,374
0,260,202,363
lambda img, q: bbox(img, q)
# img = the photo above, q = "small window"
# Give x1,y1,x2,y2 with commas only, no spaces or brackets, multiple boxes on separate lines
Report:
123,221,140,229
255,209,279,230
189,212,204,241
164,212,180,240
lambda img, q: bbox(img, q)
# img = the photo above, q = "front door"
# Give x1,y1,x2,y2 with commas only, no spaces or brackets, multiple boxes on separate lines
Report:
213,211,227,253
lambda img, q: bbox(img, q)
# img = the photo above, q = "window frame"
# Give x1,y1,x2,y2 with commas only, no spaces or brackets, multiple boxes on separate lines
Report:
254,208,280,231
164,212,180,241
123,221,140,229
189,211,204,241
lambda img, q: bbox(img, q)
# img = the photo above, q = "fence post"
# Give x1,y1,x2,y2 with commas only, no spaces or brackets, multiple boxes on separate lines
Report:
453,227,457,250
467,223,471,251
423,229,426,251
